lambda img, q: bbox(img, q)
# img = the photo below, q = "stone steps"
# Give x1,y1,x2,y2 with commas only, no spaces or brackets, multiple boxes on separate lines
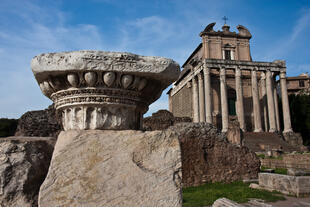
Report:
243,132,301,152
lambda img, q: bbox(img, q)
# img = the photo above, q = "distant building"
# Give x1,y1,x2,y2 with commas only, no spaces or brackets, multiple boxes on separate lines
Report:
286,73,310,95
168,22,293,133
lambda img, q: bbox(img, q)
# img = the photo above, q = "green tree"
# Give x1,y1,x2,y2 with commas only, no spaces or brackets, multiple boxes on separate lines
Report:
0,118,18,137
284,94,310,145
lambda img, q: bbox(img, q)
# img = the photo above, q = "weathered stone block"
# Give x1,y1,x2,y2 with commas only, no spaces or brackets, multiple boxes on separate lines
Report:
0,137,55,207
39,130,182,207
259,173,310,197
212,198,243,207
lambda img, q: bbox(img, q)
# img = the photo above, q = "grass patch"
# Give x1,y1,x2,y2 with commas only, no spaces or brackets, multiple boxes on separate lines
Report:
274,168,288,175
268,156,283,160
182,181,285,207
256,154,283,160
260,166,288,175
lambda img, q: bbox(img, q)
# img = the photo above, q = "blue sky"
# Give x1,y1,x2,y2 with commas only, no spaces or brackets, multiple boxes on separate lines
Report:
0,0,309,118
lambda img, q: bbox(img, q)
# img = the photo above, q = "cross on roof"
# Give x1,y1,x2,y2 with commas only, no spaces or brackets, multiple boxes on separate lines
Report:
222,16,228,24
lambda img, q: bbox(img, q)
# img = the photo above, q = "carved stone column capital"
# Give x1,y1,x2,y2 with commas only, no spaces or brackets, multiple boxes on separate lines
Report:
280,71,286,79
220,67,226,77
235,67,242,77
203,66,210,75
31,51,180,130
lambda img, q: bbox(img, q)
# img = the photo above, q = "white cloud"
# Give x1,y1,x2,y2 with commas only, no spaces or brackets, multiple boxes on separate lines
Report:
0,1,104,118
261,8,310,61
290,9,310,42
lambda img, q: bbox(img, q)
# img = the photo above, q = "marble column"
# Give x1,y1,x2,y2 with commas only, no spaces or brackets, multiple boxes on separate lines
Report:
192,76,200,122
235,67,246,131
273,74,280,131
251,69,263,132
198,72,206,122
266,70,277,132
203,64,213,123
260,72,269,132
220,67,229,132
280,71,293,133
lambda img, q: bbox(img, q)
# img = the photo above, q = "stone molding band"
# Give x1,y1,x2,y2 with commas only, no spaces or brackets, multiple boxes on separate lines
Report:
51,88,145,109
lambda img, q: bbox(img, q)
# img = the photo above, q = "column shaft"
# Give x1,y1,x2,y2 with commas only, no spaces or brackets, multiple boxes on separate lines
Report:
235,67,246,131
266,70,277,132
273,75,280,131
251,69,263,132
203,65,212,123
260,72,269,132
192,76,200,122
198,73,206,122
220,68,229,132
280,71,293,132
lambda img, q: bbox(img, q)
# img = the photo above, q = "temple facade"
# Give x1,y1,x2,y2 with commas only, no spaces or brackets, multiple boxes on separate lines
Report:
168,23,292,133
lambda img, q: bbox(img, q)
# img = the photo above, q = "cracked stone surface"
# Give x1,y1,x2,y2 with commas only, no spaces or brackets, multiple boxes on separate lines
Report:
0,137,55,207
38,129,182,207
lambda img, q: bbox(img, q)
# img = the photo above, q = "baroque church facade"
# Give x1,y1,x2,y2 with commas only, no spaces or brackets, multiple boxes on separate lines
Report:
168,23,292,133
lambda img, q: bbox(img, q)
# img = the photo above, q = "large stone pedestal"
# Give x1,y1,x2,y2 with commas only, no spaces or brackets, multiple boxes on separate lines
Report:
38,130,182,207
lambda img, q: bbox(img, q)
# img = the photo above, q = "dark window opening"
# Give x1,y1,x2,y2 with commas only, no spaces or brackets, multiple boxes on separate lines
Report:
299,80,305,87
224,50,231,60
228,98,236,116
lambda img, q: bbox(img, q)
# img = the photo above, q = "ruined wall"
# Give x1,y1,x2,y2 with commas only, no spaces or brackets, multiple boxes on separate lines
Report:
172,123,260,187
143,110,191,131
15,105,62,138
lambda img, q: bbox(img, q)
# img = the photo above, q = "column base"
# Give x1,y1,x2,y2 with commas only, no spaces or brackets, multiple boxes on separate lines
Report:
283,128,293,133
269,129,277,133
254,129,263,133
206,116,213,124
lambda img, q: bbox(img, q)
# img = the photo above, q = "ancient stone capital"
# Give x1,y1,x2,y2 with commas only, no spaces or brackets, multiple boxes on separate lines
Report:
31,51,180,130
280,71,286,79
260,71,266,80
235,67,241,77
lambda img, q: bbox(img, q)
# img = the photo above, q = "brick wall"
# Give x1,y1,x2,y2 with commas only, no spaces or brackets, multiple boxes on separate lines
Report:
170,84,192,118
